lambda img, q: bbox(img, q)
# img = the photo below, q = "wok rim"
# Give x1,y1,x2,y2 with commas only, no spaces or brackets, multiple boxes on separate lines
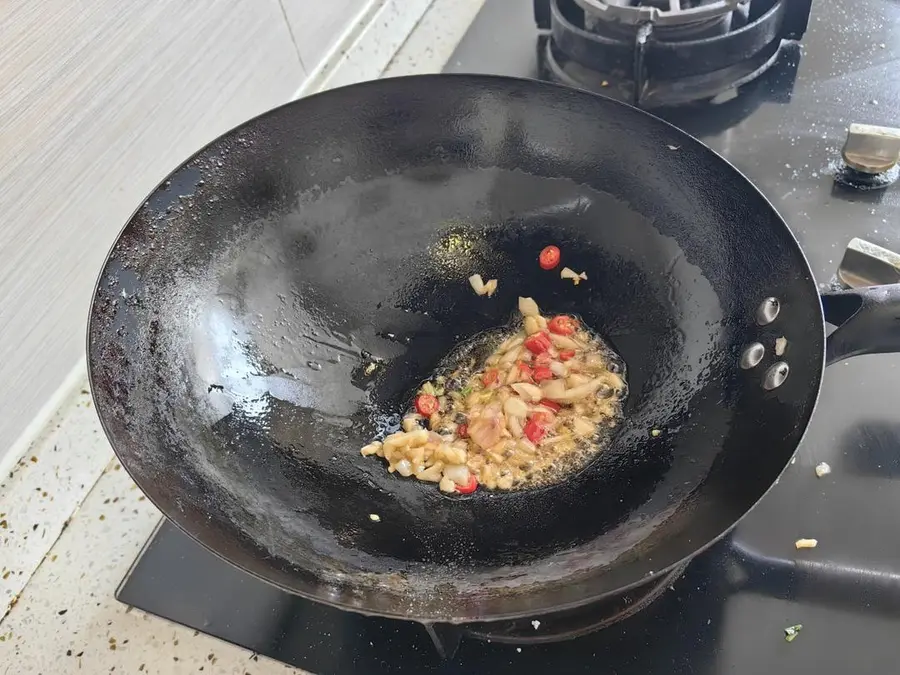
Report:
85,72,826,623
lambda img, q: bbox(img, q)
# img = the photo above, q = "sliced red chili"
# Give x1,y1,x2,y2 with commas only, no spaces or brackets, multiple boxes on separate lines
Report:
524,332,552,355
524,418,547,443
482,368,500,387
455,474,478,494
558,349,576,361
457,423,469,439
517,362,534,381
539,399,561,412
532,366,554,382
539,245,561,270
548,315,578,336
415,393,440,417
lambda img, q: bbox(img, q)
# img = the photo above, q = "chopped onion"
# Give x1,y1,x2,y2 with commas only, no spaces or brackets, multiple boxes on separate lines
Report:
572,417,595,436
557,378,605,402
550,333,579,350
500,346,522,365
407,429,430,446
395,459,414,477
815,462,831,478
518,296,540,317
503,397,529,418
439,476,457,493
775,336,788,356
524,315,541,335
795,538,818,549
360,442,382,456
517,439,537,454
550,361,568,377
469,274,486,295
484,279,498,297
561,267,587,285
507,414,524,438
442,464,471,485
511,382,543,402
540,379,568,400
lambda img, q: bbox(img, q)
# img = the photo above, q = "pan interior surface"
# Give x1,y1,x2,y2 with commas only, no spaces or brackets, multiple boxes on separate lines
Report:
88,75,823,622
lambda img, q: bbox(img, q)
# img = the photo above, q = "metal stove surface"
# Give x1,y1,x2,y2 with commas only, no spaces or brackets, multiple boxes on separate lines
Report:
118,0,900,673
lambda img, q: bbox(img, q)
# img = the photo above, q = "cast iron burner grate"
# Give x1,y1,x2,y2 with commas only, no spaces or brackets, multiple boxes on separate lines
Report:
534,0,812,107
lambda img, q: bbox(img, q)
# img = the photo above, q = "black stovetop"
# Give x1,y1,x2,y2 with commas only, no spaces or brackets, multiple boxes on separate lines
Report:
117,1,900,673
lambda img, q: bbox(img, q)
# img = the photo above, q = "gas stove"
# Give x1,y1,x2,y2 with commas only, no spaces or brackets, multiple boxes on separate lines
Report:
537,0,812,107
117,0,900,672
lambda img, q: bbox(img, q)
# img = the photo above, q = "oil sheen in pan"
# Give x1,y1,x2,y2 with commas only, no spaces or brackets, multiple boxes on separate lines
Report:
404,315,629,491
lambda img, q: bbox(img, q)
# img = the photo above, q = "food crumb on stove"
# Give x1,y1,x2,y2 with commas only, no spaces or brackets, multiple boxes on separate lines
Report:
531,620,541,630
666,145,680,150
795,538,818,549
516,647,522,653
815,462,831,477
369,514,381,522
650,429,662,437
784,624,803,642
775,336,788,356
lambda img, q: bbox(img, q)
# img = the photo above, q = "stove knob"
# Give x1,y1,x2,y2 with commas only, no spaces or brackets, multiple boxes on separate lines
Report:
842,123,900,174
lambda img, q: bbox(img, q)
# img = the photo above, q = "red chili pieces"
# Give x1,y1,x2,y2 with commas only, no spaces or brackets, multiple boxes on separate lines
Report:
539,245,561,270
524,418,548,443
532,366,554,382
548,315,578,336
517,362,534,381
524,332,552,354
482,368,500,387
457,423,469,438
539,399,561,412
414,393,440,417
558,349,576,361
455,474,478,494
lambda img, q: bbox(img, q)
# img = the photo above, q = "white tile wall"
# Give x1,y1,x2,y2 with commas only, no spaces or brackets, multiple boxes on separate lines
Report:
0,0,306,463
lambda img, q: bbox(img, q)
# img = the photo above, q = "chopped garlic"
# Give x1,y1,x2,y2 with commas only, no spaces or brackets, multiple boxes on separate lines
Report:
483,279,498,297
815,462,831,478
469,274,486,295
650,429,662,437
369,513,381,522
531,619,541,630
795,538,818,549
775,336,788,356
561,267,587,285
784,624,803,642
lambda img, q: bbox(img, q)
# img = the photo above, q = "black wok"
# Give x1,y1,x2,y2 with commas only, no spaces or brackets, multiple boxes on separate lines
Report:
87,74,900,624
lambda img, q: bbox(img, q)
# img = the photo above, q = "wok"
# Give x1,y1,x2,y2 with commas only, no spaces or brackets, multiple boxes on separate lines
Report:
87,74,900,624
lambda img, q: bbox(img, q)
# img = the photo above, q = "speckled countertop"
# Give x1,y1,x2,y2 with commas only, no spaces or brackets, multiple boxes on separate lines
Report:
0,1,485,672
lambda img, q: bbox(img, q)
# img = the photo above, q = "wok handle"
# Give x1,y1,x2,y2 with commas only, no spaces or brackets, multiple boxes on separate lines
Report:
821,284,900,365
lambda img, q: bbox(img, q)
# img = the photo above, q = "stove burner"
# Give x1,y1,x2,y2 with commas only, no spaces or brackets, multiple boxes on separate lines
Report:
421,561,690,659
535,0,812,107
464,562,689,644
576,0,746,27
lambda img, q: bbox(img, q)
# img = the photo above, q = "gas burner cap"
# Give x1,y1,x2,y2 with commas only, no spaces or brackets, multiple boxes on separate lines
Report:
841,123,900,174
574,0,748,26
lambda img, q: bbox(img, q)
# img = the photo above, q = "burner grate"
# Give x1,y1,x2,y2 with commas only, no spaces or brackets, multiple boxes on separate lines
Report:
576,0,747,26
536,0,811,107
